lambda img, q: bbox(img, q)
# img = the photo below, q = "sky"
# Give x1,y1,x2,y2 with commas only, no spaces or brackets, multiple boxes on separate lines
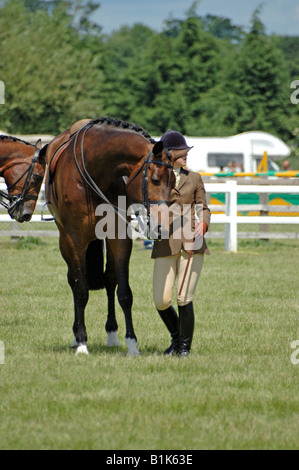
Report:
92,0,299,36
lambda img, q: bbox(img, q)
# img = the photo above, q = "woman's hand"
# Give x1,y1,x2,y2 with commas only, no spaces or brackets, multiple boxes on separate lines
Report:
194,221,208,239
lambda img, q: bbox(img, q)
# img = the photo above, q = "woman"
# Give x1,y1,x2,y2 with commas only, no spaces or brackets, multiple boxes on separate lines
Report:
152,129,211,357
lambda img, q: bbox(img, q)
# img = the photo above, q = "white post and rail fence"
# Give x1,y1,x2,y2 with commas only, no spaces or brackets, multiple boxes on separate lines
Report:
1,180,299,252
205,180,299,251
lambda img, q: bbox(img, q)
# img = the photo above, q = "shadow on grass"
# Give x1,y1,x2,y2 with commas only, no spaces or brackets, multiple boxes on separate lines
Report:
89,343,163,356
41,341,163,357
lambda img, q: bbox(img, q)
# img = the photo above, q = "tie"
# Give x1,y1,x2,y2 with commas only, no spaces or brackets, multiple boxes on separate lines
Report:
174,168,181,187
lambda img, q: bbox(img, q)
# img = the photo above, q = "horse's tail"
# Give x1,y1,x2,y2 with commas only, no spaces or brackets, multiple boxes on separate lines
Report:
86,239,105,290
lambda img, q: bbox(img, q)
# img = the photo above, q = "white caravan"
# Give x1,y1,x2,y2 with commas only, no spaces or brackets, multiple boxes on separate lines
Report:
184,131,291,173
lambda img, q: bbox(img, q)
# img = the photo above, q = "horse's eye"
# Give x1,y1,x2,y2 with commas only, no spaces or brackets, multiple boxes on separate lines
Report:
33,173,43,183
151,176,160,186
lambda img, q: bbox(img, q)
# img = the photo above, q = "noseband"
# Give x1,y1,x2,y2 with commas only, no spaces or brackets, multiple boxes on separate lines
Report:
0,148,40,215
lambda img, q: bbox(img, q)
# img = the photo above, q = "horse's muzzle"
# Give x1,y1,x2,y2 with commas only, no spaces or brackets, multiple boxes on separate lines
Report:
20,212,32,222
9,203,33,223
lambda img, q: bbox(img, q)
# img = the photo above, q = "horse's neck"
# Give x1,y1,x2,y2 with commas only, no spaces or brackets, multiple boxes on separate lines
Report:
87,137,151,182
117,142,152,176
0,148,11,175
0,142,31,175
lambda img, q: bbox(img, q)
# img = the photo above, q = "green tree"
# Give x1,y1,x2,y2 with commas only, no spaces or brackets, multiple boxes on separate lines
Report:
273,35,299,80
22,0,102,33
109,13,222,135
0,0,103,133
201,14,244,42
0,0,297,149
224,8,292,139
98,24,156,123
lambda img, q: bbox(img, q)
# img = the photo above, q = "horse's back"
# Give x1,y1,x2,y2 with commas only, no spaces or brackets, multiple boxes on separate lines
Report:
70,119,92,135
46,130,71,165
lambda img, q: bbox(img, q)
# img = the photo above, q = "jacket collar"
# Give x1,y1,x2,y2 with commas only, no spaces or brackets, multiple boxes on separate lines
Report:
174,167,189,191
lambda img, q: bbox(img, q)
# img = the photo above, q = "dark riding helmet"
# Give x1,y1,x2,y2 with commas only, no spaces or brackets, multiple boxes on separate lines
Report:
160,129,193,151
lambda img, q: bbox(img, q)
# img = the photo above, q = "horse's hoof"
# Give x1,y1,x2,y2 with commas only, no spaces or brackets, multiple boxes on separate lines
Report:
125,338,140,356
75,344,89,355
107,331,121,347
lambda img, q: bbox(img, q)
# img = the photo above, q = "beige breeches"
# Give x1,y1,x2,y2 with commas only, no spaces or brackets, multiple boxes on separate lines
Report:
153,252,204,309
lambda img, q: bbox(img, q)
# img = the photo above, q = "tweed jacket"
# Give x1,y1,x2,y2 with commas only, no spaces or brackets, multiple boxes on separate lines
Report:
151,169,211,258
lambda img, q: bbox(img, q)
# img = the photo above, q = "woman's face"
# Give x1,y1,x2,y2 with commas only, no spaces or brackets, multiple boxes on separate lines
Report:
171,149,189,168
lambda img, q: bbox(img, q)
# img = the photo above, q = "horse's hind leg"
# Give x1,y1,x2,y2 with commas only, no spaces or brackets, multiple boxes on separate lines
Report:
59,230,90,355
104,245,120,347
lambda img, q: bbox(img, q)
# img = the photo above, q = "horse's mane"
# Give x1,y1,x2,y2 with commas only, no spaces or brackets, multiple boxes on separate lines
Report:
90,117,157,144
0,134,33,146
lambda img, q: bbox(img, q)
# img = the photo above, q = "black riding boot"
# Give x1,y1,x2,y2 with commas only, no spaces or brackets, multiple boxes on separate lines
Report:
157,305,180,355
178,302,195,357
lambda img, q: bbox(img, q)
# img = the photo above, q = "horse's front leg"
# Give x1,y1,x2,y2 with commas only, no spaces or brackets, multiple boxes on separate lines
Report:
59,229,90,355
117,267,139,356
104,245,120,347
106,238,140,356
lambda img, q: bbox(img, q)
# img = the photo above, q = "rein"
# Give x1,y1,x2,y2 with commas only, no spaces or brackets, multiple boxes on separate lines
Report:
126,151,173,237
72,122,173,239
0,148,40,215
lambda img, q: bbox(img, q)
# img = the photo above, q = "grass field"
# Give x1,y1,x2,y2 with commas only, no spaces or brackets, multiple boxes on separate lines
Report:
0,236,299,450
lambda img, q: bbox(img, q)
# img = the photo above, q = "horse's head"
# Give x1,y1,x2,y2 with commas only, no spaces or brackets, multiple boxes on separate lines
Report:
126,140,175,238
5,140,46,222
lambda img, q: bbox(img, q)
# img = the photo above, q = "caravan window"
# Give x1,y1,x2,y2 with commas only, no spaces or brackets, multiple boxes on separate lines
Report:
207,153,244,170
255,157,279,172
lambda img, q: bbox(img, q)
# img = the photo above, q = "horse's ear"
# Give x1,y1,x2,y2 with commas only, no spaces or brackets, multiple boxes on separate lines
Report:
152,140,164,157
35,139,42,150
38,143,48,161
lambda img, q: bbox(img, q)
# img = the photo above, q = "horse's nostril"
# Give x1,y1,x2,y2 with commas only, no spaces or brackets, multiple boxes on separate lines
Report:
22,213,31,222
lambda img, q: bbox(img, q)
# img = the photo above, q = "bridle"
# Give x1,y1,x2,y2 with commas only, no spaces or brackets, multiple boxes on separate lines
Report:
126,150,173,237
0,147,41,216
72,122,174,239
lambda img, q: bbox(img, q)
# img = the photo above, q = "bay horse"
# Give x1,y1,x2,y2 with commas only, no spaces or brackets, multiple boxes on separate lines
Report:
45,117,175,356
0,135,45,222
